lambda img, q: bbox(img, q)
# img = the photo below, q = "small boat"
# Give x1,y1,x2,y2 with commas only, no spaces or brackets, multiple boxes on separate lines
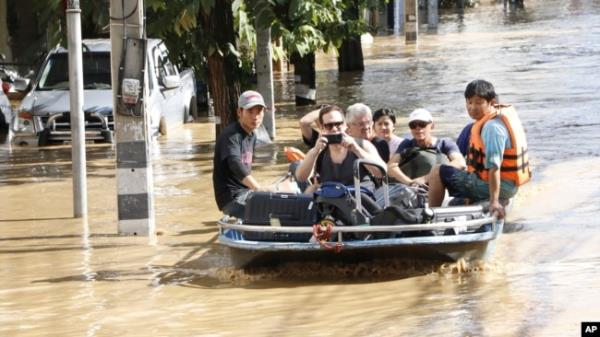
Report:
218,159,503,265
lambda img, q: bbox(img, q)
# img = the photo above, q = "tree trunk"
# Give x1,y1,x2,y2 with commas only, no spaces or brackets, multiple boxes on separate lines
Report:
0,0,11,60
291,52,316,106
337,37,364,72
199,0,241,137
337,3,364,72
9,0,41,68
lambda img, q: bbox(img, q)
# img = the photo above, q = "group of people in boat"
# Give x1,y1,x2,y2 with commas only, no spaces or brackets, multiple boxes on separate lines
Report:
212,79,531,221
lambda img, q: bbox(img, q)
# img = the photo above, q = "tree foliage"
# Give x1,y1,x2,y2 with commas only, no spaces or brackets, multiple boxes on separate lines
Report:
28,0,378,80
31,0,110,49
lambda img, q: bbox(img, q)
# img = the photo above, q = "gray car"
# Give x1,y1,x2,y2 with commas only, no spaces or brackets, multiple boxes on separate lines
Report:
11,39,197,146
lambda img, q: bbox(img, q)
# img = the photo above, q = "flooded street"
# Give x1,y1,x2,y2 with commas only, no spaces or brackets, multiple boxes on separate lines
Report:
2,0,600,336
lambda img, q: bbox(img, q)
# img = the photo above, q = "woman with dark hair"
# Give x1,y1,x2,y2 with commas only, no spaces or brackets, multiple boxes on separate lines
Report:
373,108,404,157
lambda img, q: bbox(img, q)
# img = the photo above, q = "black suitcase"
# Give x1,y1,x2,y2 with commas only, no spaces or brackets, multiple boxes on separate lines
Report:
243,192,318,242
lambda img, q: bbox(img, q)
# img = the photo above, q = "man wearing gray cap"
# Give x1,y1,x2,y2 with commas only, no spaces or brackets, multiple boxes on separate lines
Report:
212,90,269,218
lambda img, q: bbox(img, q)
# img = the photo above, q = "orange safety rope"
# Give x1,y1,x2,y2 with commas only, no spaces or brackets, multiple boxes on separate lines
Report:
312,219,343,253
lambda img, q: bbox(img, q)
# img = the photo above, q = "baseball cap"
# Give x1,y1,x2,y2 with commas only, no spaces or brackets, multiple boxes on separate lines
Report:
238,90,267,109
408,108,433,123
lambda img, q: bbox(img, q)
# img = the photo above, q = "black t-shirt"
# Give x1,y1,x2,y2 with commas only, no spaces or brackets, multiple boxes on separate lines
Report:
212,122,256,210
304,129,389,162
302,128,320,148
370,136,390,162
315,138,371,185
395,137,460,157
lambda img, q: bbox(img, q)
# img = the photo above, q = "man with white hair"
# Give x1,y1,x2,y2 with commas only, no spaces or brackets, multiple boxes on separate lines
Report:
345,103,390,162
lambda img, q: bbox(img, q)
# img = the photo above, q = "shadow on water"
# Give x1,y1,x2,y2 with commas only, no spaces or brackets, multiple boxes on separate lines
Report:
0,243,132,255
32,269,152,283
0,143,116,186
0,232,131,242
0,216,74,222
503,221,527,233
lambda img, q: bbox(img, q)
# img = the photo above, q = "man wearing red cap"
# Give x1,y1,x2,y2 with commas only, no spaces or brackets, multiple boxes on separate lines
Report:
212,90,269,218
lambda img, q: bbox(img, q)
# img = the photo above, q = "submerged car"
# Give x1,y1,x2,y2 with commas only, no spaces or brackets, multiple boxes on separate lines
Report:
0,79,12,132
11,39,197,146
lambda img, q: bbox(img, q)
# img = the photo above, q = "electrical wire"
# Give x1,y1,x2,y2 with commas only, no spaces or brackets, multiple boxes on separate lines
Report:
108,0,138,21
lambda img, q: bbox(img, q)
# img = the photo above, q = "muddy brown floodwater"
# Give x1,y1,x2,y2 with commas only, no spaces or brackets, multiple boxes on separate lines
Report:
2,0,600,336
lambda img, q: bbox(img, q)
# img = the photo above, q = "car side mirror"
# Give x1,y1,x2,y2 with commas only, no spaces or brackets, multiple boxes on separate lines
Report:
13,78,31,92
162,75,180,89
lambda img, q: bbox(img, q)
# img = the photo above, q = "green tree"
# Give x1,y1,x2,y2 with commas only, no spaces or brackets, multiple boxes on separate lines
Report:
147,0,246,134
245,0,344,105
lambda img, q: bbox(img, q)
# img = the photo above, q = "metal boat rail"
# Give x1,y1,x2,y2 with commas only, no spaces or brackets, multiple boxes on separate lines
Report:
218,216,496,234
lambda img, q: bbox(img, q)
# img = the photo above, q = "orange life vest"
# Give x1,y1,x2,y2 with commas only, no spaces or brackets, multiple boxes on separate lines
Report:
467,104,531,186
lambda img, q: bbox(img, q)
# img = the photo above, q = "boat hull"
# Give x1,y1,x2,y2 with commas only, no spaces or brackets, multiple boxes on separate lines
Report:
219,221,503,266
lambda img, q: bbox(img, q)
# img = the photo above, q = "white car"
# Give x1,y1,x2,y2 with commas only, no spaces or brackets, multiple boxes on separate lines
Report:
0,79,12,131
11,39,197,146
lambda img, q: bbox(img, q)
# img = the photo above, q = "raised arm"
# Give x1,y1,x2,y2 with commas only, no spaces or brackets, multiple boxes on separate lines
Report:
295,135,328,182
299,109,320,143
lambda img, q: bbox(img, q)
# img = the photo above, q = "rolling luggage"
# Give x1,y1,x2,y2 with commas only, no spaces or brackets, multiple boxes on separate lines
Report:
242,192,318,242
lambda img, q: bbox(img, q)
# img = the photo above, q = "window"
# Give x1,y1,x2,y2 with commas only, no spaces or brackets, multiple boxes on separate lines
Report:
38,52,112,90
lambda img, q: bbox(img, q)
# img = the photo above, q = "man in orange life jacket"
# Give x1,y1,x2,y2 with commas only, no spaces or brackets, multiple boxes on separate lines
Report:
428,80,531,219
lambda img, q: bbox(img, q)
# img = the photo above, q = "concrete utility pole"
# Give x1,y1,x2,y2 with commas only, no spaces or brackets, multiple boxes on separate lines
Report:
405,0,418,44
428,0,439,31
393,0,405,35
293,53,316,106
255,24,276,140
110,0,155,236
66,0,87,218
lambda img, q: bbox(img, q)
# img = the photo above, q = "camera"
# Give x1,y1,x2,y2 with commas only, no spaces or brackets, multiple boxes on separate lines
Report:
324,133,343,144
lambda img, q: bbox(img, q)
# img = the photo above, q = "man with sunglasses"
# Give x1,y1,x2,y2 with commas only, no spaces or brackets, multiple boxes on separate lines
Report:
295,105,384,191
387,108,465,187
212,90,272,218
299,103,389,163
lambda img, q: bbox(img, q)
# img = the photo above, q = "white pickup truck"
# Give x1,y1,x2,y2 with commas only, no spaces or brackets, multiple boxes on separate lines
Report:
11,39,197,146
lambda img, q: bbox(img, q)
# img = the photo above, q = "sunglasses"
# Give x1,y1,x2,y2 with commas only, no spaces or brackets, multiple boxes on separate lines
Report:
409,121,431,129
323,121,344,130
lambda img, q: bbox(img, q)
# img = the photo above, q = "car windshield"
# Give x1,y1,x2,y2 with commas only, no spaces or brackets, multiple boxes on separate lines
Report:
37,52,112,90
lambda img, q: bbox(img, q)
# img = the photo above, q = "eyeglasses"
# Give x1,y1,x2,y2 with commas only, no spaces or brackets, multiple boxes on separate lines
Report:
409,121,431,129
351,121,373,128
323,121,344,130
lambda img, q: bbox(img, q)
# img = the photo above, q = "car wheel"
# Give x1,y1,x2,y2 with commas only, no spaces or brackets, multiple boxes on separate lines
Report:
158,116,167,136
97,130,114,144
0,112,7,133
188,96,198,122
38,129,53,146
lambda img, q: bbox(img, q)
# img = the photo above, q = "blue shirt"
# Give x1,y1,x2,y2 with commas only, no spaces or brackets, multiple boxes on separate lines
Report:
481,117,512,170
396,137,460,157
457,123,473,157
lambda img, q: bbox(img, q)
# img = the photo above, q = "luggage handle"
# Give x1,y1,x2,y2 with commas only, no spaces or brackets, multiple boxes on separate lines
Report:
270,213,298,220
